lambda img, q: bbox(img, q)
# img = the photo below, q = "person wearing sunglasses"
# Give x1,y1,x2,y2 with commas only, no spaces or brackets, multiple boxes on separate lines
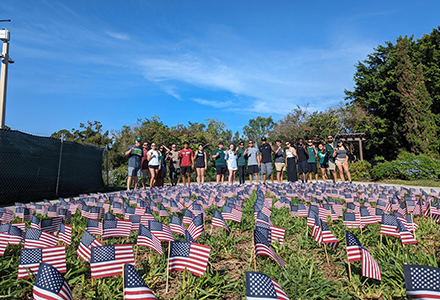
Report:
147,143,161,188
285,141,298,182
125,137,143,190
243,140,260,184
166,144,180,186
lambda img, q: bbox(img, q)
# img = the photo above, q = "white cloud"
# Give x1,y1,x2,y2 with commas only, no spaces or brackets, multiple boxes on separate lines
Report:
192,98,234,108
105,31,131,41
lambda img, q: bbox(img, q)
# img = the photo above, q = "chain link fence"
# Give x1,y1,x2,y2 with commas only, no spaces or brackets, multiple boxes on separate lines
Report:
0,129,107,204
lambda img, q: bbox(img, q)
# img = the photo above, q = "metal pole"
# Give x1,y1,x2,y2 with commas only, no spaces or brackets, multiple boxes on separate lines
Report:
56,133,64,196
0,41,10,129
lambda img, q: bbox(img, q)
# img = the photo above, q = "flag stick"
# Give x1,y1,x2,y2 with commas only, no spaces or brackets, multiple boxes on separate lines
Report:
165,241,171,293
429,201,433,223
345,234,352,281
411,213,416,240
323,243,330,265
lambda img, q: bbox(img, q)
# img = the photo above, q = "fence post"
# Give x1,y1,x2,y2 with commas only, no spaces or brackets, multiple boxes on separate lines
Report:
55,133,64,196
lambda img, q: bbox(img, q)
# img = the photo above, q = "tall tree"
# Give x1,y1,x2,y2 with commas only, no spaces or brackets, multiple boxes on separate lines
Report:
396,38,438,154
243,116,275,142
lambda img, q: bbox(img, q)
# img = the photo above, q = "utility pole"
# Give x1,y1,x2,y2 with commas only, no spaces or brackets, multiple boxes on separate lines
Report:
0,20,14,129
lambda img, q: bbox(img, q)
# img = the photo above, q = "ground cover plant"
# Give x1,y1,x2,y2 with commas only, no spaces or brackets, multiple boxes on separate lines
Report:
0,183,439,299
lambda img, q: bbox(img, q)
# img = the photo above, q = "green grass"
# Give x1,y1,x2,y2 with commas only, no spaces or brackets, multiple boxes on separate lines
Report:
377,179,440,188
0,190,439,299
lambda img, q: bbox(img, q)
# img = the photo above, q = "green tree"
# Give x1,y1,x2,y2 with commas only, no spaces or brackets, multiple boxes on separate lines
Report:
396,38,438,154
243,116,275,142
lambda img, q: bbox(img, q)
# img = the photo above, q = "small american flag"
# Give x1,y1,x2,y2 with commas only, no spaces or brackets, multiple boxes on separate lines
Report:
0,233,8,256
269,225,285,245
33,262,72,300
169,201,182,213
159,204,170,218
255,212,272,226
0,223,23,245
182,209,194,225
15,207,33,221
102,219,132,239
24,228,58,249
148,220,174,242
18,245,66,279
123,264,157,300
0,208,14,223
137,224,163,255
170,215,186,236
320,220,339,250
90,244,135,279
398,201,408,216
245,271,289,300
31,215,41,229
77,230,103,263
345,231,381,280
168,241,211,277
380,214,400,237
41,217,62,233
212,209,230,233
47,206,58,218
343,212,361,229
187,214,204,240
254,228,286,267
58,224,72,246
360,206,377,225
185,230,196,243
58,208,71,223
86,219,103,236
403,264,440,299
397,219,417,245
221,206,242,223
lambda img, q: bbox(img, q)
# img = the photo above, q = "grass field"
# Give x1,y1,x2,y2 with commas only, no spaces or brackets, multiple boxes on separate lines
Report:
0,187,438,299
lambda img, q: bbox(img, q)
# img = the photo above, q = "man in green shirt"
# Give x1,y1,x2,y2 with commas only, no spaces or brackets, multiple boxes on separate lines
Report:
236,142,247,184
212,142,227,184
306,139,318,183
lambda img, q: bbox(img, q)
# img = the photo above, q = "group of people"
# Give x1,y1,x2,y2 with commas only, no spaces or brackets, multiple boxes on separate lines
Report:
124,135,352,189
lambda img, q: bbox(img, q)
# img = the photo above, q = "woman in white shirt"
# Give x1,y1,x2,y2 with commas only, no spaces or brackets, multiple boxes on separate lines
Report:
225,143,238,185
147,143,161,188
285,141,298,182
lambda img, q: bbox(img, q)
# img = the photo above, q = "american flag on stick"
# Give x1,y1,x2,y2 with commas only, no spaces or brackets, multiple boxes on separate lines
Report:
254,228,286,267
86,219,103,236
221,206,242,223
102,219,132,239
186,214,204,240
148,220,174,242
90,244,135,279
18,245,66,279
137,224,163,255
170,215,186,236
33,262,72,300
403,264,440,300
77,230,103,263
123,264,157,300
58,224,72,246
41,217,62,233
24,228,58,249
245,271,290,300
168,241,211,277
212,209,230,233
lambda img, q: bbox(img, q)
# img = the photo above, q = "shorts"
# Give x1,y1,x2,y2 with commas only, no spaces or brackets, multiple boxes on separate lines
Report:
336,158,346,166
149,165,159,170
141,169,150,178
248,165,259,174
170,167,180,179
319,163,328,169
216,165,227,175
260,162,273,175
328,161,336,171
181,166,192,175
128,167,141,177
297,160,308,174
307,162,318,174
275,162,285,172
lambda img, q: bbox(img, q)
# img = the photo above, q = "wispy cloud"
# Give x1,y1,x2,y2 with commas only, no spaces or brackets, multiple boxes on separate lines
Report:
105,31,131,41
192,98,234,108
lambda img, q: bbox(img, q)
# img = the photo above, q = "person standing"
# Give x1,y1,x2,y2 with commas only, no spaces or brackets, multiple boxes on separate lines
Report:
333,139,352,183
306,139,319,183
147,143,161,188
125,137,143,190
244,140,260,184
236,142,247,184
212,142,227,184
156,145,168,187
179,142,194,186
141,142,150,189
195,144,207,184
285,141,298,182
259,137,274,184
166,144,180,186
225,143,238,185
317,143,328,183
272,140,285,183
296,138,308,183
325,135,338,183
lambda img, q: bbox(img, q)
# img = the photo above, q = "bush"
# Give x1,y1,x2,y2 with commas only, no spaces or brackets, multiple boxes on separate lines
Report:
349,160,371,181
371,152,440,180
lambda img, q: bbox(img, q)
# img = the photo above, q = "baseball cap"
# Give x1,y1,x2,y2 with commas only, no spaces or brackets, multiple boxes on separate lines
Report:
135,137,142,142
336,139,343,143
261,137,267,141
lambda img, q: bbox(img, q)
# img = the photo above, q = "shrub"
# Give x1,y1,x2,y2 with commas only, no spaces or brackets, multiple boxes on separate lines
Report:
371,152,440,180
349,160,371,181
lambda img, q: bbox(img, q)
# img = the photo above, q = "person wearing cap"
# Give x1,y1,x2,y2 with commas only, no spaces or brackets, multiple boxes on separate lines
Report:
259,137,274,184
141,142,150,188
325,135,338,183
243,140,260,184
125,137,144,190
271,140,285,183
333,139,352,183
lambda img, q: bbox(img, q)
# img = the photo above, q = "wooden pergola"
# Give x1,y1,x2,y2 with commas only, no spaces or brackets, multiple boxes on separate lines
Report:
335,133,366,161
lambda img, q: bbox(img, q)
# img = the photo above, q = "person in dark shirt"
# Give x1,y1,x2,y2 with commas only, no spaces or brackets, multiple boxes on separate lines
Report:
296,138,308,183
125,137,143,190
325,135,338,183
236,142,247,184
259,137,274,184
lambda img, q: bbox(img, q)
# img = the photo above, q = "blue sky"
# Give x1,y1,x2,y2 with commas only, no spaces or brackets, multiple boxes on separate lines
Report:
2,0,439,136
